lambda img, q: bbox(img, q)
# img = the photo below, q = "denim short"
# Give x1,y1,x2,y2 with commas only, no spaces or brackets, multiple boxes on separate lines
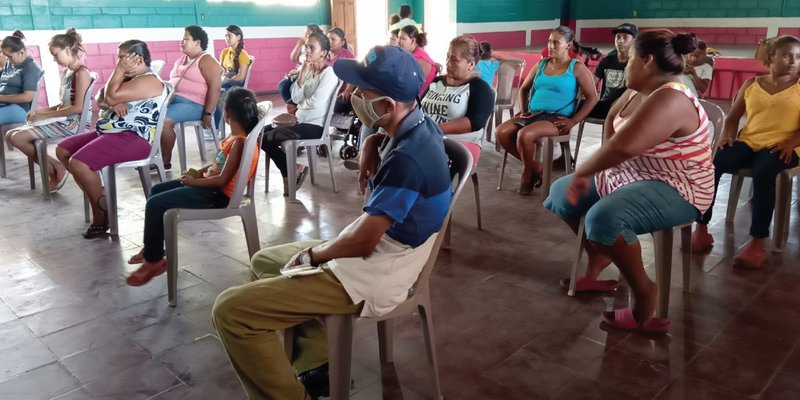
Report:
0,104,27,125
166,95,204,123
544,175,699,246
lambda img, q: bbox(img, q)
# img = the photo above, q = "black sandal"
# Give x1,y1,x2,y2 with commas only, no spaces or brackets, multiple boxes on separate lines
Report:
82,224,109,239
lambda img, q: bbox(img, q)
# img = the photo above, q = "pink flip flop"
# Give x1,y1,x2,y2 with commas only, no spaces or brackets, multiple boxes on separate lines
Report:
560,276,619,292
601,308,670,334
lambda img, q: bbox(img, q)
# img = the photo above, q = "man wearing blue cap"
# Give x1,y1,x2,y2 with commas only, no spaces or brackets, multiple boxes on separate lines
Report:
212,45,452,400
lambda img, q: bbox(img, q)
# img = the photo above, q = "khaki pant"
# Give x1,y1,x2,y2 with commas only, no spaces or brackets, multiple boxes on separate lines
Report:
213,240,362,400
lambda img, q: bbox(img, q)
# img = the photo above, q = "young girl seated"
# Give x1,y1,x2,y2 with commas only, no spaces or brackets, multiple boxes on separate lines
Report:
126,87,261,286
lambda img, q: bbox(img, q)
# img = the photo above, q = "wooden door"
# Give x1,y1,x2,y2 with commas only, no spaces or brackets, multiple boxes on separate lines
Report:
331,0,357,56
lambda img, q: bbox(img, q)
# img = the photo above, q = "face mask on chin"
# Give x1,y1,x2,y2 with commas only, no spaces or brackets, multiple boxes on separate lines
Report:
351,91,390,130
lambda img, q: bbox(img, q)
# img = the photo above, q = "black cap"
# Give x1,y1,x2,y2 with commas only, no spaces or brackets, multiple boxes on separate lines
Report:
612,23,638,37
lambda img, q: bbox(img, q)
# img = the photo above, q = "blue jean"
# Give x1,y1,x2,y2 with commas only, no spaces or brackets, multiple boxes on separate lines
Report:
215,79,245,130
278,76,295,105
698,140,799,238
544,175,699,246
142,180,229,262
166,95,204,123
0,104,27,125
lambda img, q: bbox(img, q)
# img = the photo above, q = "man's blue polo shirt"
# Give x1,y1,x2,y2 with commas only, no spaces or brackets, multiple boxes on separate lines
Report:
364,108,452,247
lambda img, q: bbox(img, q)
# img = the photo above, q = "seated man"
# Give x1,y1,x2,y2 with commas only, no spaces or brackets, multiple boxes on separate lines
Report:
588,23,637,119
212,45,453,400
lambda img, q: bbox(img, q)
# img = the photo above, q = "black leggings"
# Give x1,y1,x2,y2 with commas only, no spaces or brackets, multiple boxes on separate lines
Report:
260,123,323,177
698,140,799,237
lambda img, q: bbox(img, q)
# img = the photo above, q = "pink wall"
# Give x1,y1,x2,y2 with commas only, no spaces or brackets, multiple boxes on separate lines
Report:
26,46,49,109
580,27,766,45
212,38,297,94
468,31,527,50
529,29,553,48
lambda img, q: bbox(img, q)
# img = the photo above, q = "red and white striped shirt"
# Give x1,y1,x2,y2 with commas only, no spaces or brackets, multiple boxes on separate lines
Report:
596,82,715,214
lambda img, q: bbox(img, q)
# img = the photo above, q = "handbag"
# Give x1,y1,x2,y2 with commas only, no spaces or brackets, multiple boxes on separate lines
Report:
271,112,298,128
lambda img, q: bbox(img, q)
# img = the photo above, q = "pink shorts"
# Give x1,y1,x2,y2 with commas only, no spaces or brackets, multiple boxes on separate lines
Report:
461,141,481,167
58,130,152,171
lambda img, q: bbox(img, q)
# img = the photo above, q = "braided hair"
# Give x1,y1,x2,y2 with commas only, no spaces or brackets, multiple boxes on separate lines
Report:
226,25,245,74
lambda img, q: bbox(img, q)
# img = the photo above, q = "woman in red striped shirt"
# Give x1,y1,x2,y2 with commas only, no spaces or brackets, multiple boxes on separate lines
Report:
544,30,714,334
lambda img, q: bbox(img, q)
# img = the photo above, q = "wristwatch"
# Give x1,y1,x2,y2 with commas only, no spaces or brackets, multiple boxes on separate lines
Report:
202,110,212,116
298,249,317,267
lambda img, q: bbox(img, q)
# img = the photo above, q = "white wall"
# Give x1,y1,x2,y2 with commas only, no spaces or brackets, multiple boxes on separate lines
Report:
423,0,457,63
355,0,389,58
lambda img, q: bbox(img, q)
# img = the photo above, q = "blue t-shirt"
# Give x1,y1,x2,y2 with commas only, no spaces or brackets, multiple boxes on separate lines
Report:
476,59,501,87
364,108,452,247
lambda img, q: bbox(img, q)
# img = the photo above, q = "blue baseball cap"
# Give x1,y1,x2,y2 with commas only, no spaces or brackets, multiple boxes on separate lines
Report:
333,45,424,102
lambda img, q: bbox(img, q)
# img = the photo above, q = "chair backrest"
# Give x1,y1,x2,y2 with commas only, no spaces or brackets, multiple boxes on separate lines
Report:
228,103,272,207
319,80,345,140
495,58,525,105
147,82,174,161
408,139,473,299
151,59,166,77
698,99,726,157
78,72,98,131
243,56,255,89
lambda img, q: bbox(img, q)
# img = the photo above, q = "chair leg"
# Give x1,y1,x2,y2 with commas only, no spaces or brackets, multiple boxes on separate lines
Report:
138,167,152,198
0,131,5,178
562,142,573,174
680,225,692,292
83,192,90,223
325,138,338,193
164,210,180,307
497,151,508,191
263,151,270,193
568,217,586,297
574,121,585,166
241,206,261,258
37,140,49,198
726,174,745,224
307,145,317,185
773,173,792,253
286,142,298,202
443,217,452,250
102,166,119,236
541,139,554,198
377,320,394,363
418,304,443,400
325,315,355,400
177,123,188,173
652,228,674,319
194,125,207,164
28,159,36,191
471,172,482,230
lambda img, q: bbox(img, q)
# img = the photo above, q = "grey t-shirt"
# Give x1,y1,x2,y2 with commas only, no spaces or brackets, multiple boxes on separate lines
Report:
0,57,43,111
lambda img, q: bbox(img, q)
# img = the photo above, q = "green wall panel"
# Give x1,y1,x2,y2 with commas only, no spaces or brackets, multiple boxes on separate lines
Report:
387,0,424,23
573,0,787,19
456,0,561,23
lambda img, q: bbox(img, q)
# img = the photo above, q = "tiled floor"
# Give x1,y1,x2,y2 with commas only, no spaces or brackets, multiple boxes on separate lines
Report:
1,96,799,399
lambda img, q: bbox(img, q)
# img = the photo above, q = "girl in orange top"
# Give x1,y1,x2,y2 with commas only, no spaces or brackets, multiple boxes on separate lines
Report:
126,88,261,286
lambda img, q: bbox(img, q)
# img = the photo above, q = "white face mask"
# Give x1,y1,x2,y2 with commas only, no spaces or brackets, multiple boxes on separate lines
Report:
351,90,390,130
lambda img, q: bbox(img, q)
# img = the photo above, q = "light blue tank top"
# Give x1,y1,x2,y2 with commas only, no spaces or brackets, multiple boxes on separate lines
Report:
529,58,579,117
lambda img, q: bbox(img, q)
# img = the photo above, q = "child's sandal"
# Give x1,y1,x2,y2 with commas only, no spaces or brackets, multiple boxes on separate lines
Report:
82,224,109,239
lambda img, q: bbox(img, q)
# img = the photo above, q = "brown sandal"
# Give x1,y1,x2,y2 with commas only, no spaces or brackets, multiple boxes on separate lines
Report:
126,259,167,286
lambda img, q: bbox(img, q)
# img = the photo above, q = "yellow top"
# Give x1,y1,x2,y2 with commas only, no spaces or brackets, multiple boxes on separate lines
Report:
219,47,251,75
739,77,800,156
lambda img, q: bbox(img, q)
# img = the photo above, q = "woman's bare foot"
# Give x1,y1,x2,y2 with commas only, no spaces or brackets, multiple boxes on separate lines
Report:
733,238,766,269
128,250,145,265
632,281,659,325
691,224,714,253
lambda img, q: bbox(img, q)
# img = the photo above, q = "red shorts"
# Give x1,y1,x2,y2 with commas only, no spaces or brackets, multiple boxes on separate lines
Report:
57,130,152,171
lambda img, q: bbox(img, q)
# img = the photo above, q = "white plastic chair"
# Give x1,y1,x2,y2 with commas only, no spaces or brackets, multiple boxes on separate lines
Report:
264,80,342,201
487,58,525,145
283,139,473,400
176,117,220,173
83,83,173,235
1,78,43,178
164,108,270,306
150,60,166,77
29,72,98,199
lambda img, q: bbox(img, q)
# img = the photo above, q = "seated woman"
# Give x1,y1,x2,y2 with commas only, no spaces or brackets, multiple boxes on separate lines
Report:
215,24,251,130
475,41,506,86
261,31,338,195
494,26,597,195
278,24,324,113
678,40,713,96
161,25,222,169
55,40,170,238
6,29,91,193
421,35,494,165
126,88,261,285
692,35,800,268
328,28,356,114
544,30,713,333
398,25,437,97
0,30,43,126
